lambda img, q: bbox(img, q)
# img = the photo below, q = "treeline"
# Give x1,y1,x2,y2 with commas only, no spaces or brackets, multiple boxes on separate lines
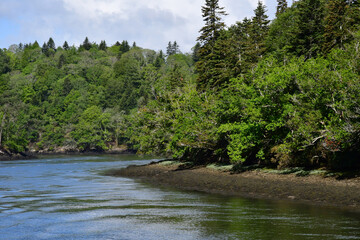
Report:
1,0,360,170
130,0,360,170
0,36,194,153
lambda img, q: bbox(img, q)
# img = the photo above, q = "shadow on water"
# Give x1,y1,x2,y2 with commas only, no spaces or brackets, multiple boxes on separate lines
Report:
0,154,359,240
135,180,360,240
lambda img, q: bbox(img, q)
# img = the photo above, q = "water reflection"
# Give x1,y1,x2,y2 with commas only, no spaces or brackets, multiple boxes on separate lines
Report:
191,195,360,239
0,155,359,240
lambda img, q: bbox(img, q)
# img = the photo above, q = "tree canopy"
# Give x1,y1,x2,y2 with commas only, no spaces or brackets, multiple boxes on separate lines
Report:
1,0,359,170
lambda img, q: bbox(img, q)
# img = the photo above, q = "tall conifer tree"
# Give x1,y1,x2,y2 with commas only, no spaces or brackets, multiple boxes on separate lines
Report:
47,37,56,51
42,42,49,56
323,0,360,53
99,40,107,51
166,41,173,56
196,0,227,89
63,41,70,50
172,41,180,54
82,37,92,50
251,1,270,60
276,0,288,16
293,0,325,59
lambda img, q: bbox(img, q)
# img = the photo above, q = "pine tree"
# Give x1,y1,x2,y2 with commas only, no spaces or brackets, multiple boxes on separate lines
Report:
197,0,227,47
82,37,92,50
347,1,360,33
58,54,66,68
196,0,228,89
293,0,325,59
154,51,165,69
323,0,360,54
250,1,270,61
159,50,164,60
166,41,173,56
228,17,254,75
42,42,49,56
119,40,130,53
166,41,180,56
47,37,56,51
63,41,70,50
192,42,201,63
33,41,40,48
276,0,288,16
0,49,11,74
322,0,348,53
99,40,107,51
172,41,180,54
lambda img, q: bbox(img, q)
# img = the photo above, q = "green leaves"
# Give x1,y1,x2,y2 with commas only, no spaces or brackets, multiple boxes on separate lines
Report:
71,106,111,151
217,41,360,168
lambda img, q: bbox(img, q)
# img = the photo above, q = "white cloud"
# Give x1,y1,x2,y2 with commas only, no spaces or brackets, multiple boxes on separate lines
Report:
0,0,277,52
62,0,203,21
246,0,266,8
62,0,131,20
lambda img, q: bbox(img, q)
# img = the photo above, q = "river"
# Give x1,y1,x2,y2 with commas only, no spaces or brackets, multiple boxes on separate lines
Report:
0,155,359,240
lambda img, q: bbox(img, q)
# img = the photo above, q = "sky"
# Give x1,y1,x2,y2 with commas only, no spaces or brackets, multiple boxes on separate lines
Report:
0,0,277,53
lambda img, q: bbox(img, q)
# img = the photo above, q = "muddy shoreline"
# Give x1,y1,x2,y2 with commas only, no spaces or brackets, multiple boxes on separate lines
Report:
108,162,360,212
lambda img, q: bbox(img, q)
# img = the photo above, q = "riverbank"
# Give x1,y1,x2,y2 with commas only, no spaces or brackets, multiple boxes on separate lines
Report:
108,161,360,212
0,146,135,161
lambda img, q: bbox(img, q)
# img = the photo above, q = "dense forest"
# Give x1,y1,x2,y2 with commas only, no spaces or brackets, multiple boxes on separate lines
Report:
0,0,359,170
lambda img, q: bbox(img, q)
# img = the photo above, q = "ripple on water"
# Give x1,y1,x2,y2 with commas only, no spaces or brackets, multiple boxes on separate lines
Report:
0,155,360,240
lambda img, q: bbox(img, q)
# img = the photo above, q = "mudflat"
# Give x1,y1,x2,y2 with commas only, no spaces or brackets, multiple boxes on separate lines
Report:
107,162,360,212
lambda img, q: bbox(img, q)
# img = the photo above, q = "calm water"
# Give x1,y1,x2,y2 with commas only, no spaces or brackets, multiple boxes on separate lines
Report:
0,155,359,240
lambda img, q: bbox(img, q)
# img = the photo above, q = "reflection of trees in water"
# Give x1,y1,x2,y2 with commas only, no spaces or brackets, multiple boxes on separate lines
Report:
197,196,360,240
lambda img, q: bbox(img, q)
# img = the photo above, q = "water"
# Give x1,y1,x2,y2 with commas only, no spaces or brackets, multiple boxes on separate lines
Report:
0,155,359,240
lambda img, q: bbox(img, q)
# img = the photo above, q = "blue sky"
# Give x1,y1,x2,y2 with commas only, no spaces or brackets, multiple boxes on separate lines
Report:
0,0,277,52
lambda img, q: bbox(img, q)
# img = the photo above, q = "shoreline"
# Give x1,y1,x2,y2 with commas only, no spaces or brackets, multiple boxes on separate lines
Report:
107,161,360,212
0,148,135,161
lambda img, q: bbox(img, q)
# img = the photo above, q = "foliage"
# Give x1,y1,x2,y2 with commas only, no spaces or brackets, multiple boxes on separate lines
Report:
1,0,359,171
196,0,228,89
276,0,288,16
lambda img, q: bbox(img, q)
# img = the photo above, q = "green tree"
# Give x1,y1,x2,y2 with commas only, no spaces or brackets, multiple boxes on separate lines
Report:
71,106,111,151
166,41,180,56
42,42,49,56
166,41,174,56
82,37,92,50
267,0,325,60
47,37,56,51
197,0,227,47
154,50,165,69
192,42,201,63
196,0,228,89
248,1,270,64
293,0,325,59
99,40,107,51
173,41,180,54
63,41,70,50
0,49,11,74
322,0,360,54
120,40,130,52
322,0,348,53
57,54,66,68
276,0,288,16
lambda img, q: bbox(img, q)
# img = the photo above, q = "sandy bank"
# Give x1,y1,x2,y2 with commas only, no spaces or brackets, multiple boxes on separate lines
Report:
107,162,360,212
